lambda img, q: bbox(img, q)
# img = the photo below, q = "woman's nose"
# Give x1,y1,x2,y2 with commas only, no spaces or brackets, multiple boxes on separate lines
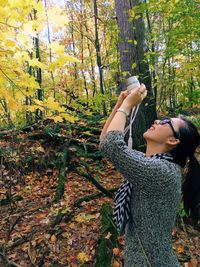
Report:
154,120,159,125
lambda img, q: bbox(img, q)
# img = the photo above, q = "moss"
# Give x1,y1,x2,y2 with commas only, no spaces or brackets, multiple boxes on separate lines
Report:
95,203,118,267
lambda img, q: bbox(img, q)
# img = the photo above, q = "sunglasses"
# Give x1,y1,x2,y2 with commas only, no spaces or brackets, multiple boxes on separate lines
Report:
156,118,180,139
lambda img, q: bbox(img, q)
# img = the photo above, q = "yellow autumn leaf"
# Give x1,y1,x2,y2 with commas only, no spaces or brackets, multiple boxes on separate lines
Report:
49,42,65,54
4,40,16,50
113,248,120,256
77,252,89,264
64,54,80,63
56,106,66,113
16,33,34,52
34,1,44,13
8,98,21,111
27,105,37,112
129,9,135,18
75,213,96,223
45,97,61,110
27,105,44,112
112,260,120,267
13,51,30,64
23,21,38,36
47,8,68,29
61,113,78,123
49,55,79,71
28,58,46,70
82,131,93,136
17,75,39,92
51,115,63,123
50,235,57,243
34,99,44,106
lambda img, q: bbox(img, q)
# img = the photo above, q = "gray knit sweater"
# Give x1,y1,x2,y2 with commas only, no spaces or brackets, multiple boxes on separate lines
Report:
100,131,182,267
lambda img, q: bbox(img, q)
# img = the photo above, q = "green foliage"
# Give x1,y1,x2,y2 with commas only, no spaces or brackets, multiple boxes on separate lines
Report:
131,0,200,112
186,114,200,128
0,0,199,125
178,201,187,218
44,124,61,139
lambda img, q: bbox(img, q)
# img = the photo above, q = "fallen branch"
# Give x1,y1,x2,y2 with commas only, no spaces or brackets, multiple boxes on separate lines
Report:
77,160,114,198
74,187,117,207
0,252,22,267
50,188,118,230
0,195,23,206
77,170,113,198
6,228,38,251
8,215,22,238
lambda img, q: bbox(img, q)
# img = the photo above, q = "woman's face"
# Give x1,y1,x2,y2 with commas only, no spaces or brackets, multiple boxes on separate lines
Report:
143,117,183,144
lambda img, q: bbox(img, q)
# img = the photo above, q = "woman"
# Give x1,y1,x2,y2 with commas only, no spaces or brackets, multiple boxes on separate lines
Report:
99,84,200,267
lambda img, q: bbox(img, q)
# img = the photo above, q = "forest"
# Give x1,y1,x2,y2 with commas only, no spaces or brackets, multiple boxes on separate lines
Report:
0,0,199,266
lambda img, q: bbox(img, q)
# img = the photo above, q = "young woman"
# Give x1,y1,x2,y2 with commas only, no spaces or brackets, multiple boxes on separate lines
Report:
99,84,200,267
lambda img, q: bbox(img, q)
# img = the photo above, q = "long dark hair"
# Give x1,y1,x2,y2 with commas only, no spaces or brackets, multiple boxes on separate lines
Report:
170,115,200,224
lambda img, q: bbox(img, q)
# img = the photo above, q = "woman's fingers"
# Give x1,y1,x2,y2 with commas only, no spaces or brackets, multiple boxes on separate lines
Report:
140,84,146,93
116,90,130,107
140,84,147,99
117,84,147,108
120,90,131,99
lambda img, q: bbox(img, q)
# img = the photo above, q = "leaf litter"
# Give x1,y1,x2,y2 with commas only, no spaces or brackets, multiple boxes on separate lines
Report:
0,128,199,266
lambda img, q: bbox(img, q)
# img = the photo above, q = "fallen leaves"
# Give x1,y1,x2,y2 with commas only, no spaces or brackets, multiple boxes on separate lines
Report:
0,129,199,266
77,252,89,264
113,247,120,256
50,235,57,243
112,259,121,267
74,212,98,223
105,231,112,239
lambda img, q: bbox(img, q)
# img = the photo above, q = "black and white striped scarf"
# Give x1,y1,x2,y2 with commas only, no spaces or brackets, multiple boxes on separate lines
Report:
112,152,174,234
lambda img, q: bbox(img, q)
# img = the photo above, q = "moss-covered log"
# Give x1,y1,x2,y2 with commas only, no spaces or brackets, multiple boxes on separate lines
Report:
54,142,70,202
0,195,23,206
95,203,118,267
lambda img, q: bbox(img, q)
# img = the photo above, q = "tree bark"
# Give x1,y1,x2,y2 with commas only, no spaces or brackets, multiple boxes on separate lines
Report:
80,0,89,107
84,20,97,97
44,0,56,99
33,9,43,122
93,0,107,115
115,0,156,150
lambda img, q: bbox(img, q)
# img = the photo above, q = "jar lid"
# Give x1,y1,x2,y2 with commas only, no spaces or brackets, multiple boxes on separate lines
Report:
126,76,139,87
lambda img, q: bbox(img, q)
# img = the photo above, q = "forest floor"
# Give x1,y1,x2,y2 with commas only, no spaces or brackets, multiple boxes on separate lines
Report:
0,120,199,267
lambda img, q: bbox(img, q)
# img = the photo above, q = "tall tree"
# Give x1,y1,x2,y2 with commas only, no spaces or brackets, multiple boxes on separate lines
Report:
115,0,156,150
33,9,43,122
93,0,107,115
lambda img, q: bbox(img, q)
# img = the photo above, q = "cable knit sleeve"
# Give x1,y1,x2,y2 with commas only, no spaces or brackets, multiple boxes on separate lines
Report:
99,130,180,189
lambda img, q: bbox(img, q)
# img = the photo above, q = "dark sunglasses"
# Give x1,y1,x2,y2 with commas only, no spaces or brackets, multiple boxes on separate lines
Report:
156,118,180,139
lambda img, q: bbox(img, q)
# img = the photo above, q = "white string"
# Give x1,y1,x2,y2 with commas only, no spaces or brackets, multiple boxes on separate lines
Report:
126,104,140,149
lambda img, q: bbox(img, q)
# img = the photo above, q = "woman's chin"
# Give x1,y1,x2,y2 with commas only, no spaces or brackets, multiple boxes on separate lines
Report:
143,130,149,137
143,129,154,140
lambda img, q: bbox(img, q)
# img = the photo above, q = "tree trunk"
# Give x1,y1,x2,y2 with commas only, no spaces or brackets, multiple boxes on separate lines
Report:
32,9,43,122
115,0,156,150
84,20,97,97
26,52,33,125
70,12,78,80
145,2,158,105
93,0,107,115
0,99,14,128
80,0,89,107
44,0,56,99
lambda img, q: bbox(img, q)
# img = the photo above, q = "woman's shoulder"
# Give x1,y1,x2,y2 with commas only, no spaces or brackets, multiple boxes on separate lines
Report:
163,160,182,176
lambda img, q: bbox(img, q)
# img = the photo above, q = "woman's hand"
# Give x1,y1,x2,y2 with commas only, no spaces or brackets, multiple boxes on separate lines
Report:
120,84,147,112
115,90,130,108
